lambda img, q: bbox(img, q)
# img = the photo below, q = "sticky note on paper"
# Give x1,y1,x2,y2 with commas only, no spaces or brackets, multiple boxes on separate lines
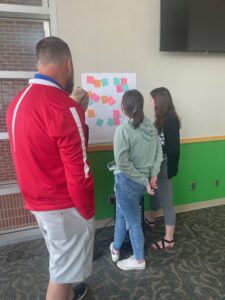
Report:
113,78,120,85
91,93,100,102
107,118,114,127
88,98,94,105
96,118,104,127
87,109,95,118
116,85,123,93
101,78,109,87
114,118,120,125
87,76,94,84
113,110,120,119
108,96,116,105
88,90,92,96
101,96,108,104
121,78,127,85
122,84,129,92
94,79,101,88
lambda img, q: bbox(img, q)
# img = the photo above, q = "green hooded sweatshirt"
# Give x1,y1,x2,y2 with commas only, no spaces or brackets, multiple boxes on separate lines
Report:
113,116,163,187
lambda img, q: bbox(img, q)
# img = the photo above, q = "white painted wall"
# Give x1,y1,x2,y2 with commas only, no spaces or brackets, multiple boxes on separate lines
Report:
56,0,225,138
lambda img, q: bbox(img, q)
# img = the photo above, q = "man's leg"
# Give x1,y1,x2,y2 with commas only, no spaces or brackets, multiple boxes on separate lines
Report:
32,209,94,299
46,282,72,300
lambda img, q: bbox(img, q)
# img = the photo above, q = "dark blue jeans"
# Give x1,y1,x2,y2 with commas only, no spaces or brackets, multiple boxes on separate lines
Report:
113,173,146,260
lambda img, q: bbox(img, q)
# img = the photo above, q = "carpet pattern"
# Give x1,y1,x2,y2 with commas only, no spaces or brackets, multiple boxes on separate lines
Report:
0,205,225,300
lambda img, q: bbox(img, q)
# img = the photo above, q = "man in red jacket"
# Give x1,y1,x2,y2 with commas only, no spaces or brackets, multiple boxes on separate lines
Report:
6,36,95,300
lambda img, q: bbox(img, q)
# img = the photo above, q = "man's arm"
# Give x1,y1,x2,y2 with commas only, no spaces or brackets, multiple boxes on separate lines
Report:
49,106,94,219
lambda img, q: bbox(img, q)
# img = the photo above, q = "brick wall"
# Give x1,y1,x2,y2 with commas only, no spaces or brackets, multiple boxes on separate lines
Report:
0,18,45,71
0,0,42,6
0,193,37,232
0,79,27,184
0,3,47,232
0,79,28,131
0,140,16,183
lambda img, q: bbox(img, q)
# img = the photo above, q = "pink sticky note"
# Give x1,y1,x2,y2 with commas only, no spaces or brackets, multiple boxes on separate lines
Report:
91,93,99,102
108,96,116,105
121,78,127,85
113,110,120,119
116,85,123,93
86,76,94,84
114,118,120,125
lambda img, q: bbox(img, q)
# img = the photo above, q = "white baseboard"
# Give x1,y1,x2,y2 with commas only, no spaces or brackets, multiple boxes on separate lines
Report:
95,197,225,228
0,198,224,246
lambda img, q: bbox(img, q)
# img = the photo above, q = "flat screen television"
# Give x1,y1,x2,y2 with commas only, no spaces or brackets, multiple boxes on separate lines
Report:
160,0,225,52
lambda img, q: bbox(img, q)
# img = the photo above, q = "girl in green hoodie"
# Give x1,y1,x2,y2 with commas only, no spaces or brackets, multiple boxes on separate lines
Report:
110,89,163,271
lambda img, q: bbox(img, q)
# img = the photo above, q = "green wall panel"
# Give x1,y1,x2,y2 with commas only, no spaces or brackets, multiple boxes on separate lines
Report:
88,151,114,220
173,140,225,205
88,140,225,220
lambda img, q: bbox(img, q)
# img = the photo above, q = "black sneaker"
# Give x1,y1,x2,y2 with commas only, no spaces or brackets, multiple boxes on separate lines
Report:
72,282,87,300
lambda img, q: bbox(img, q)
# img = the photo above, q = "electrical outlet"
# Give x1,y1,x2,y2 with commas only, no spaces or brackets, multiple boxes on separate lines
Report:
191,181,196,190
214,179,220,187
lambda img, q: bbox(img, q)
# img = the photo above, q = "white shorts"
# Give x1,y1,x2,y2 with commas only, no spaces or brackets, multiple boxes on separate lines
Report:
31,207,95,284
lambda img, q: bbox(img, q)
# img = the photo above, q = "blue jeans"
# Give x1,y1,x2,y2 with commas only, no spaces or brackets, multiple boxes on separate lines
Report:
113,173,146,260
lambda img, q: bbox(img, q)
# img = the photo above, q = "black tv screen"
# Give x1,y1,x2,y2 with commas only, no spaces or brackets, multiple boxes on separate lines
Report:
160,0,225,52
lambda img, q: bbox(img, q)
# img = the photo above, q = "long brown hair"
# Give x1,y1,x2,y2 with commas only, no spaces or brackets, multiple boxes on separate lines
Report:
150,87,180,131
122,89,144,129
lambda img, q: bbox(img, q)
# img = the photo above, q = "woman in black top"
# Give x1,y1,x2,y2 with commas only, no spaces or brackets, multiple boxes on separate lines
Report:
148,87,180,249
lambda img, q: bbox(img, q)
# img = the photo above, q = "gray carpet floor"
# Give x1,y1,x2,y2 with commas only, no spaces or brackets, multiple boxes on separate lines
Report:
0,205,225,300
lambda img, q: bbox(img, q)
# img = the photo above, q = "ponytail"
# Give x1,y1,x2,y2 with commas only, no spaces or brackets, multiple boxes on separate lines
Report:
122,89,144,129
132,109,144,129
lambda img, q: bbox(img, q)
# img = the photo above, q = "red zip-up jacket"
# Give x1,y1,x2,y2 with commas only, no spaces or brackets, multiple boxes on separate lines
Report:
6,77,94,219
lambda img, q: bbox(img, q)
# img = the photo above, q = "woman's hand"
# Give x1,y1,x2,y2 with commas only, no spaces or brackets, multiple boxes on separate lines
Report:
150,176,158,189
146,182,155,195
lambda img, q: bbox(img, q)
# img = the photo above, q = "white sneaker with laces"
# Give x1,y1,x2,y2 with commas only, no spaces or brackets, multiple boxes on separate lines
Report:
117,256,146,270
110,242,119,262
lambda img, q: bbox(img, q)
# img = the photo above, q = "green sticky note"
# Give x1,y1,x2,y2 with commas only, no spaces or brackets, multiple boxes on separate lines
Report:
107,118,114,127
113,78,120,85
122,84,129,92
96,118,104,127
101,78,109,87
89,99,94,105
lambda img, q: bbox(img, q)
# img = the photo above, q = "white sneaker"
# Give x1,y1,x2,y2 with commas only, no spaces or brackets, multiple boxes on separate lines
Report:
117,256,146,270
110,242,119,262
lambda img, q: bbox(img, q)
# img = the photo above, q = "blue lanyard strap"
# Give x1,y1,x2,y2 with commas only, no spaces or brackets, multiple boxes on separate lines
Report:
34,73,64,90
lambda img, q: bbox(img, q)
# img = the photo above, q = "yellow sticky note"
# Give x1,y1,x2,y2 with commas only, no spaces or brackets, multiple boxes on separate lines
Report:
94,79,101,88
87,109,95,118
101,96,108,104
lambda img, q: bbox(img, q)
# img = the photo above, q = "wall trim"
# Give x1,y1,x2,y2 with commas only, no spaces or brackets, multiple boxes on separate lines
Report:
2,135,225,147
0,71,34,79
88,135,225,152
0,4,49,19
0,183,20,195
0,132,9,140
181,135,225,144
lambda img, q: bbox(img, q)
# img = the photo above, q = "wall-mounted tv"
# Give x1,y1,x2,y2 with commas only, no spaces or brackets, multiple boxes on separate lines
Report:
160,0,225,52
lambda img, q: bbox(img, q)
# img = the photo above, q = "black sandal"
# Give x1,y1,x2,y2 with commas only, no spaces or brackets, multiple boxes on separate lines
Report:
151,238,175,250
144,218,156,228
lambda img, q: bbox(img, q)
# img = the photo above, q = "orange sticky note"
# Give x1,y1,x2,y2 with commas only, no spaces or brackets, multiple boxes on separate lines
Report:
94,79,101,88
101,96,108,104
87,109,95,118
